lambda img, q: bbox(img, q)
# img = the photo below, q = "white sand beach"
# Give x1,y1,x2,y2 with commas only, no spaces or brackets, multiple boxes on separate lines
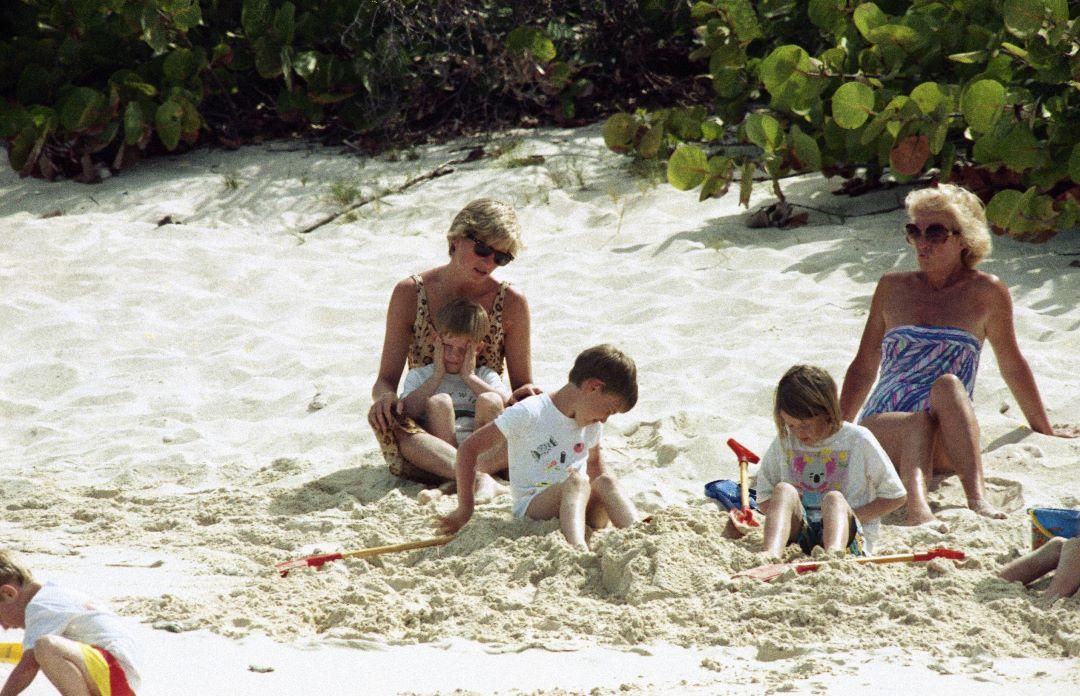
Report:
1,125,1079,694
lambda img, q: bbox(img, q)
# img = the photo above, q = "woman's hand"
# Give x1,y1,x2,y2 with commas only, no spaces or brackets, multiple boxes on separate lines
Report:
508,383,542,405
368,393,403,434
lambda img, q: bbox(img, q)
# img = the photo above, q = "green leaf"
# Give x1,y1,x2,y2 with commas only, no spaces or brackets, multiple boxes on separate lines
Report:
985,189,1024,231
961,79,1006,133
123,101,149,145
294,51,318,79
739,160,754,207
170,0,202,32
701,117,724,142
866,24,921,52
790,125,821,170
853,3,888,41
1000,42,1029,61
506,26,556,64
744,113,782,151
1003,0,1052,38
667,145,709,191
58,87,107,132
720,0,762,42
948,51,987,65
690,2,719,20
928,120,949,155
602,113,638,153
241,0,270,37
910,82,944,115
1069,144,1080,184
164,48,199,84
832,81,875,129
997,123,1043,172
758,45,810,95
637,125,663,158
155,99,183,150
808,0,843,34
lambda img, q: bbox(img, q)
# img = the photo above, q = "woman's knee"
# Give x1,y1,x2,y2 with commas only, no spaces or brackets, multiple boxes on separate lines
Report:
930,374,968,405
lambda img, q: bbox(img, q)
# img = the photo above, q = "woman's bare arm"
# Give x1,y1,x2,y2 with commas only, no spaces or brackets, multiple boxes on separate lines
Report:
840,279,889,421
500,288,540,400
368,278,418,433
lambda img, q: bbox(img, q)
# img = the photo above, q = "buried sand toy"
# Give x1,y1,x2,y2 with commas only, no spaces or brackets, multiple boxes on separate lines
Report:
704,438,762,537
276,534,456,577
734,547,967,583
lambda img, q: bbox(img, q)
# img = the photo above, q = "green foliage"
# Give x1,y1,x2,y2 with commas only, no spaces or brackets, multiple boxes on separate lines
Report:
1,1,697,180
603,0,1080,241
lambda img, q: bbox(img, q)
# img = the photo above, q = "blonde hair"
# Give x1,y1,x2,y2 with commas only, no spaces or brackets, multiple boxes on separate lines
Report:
447,198,523,258
568,344,638,410
434,298,490,342
773,365,842,439
0,550,33,587
906,184,992,268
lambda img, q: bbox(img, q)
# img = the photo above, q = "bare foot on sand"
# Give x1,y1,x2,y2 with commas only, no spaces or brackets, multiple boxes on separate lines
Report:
969,498,1007,520
904,513,949,533
417,488,443,505
473,472,508,502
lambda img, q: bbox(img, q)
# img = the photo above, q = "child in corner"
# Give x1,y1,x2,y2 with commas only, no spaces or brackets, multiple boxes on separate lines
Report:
438,344,640,550
999,537,1080,605
756,365,907,558
0,550,141,696
400,298,510,497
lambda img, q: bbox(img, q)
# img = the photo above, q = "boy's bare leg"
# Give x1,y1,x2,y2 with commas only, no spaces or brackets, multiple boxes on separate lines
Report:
999,537,1065,585
585,473,637,530
425,393,458,447
1046,537,1080,603
761,482,803,558
862,412,940,527
32,635,96,696
820,491,852,552
525,472,591,550
929,375,1004,519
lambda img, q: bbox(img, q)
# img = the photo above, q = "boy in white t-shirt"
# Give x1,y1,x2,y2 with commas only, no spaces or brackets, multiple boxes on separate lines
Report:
756,365,907,556
439,344,640,550
0,550,141,696
400,298,510,448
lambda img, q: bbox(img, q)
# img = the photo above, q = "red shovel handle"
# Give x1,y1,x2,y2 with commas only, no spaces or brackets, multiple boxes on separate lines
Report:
727,438,760,464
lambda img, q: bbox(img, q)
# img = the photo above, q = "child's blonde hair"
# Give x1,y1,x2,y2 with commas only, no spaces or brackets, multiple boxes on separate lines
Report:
569,344,638,410
905,184,991,268
447,198,523,258
434,298,490,342
773,365,842,439
0,550,33,587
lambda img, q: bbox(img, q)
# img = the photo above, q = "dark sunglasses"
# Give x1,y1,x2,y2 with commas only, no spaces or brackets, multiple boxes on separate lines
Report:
466,233,514,266
905,222,958,244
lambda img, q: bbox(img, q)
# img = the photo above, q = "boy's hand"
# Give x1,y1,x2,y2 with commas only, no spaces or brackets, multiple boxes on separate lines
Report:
461,341,477,377
437,507,472,535
432,335,447,378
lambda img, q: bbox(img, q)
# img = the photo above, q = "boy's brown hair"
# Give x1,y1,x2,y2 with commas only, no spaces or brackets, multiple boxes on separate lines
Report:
569,344,637,410
434,298,490,342
773,365,843,438
0,550,33,587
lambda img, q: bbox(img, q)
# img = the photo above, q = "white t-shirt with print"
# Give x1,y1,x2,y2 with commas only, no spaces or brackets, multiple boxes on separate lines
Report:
755,422,906,552
401,364,505,443
22,581,141,689
494,393,602,517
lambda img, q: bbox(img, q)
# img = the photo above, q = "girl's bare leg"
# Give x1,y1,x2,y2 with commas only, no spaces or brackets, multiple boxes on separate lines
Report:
928,374,1004,519
820,491,852,552
1046,537,1080,603
762,482,803,558
999,537,1065,585
862,412,939,526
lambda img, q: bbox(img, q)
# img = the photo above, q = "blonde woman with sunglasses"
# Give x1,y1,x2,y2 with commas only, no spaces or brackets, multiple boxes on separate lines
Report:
369,199,541,484
840,184,1064,528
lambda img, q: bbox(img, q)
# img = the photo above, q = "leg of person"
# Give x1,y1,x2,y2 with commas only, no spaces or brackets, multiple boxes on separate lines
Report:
998,536,1065,585
425,393,458,447
524,471,591,550
820,491,852,553
584,473,638,531
32,635,98,696
928,374,1004,519
862,412,940,527
397,428,457,481
474,392,505,429
474,393,509,479
762,482,803,558
1046,537,1080,603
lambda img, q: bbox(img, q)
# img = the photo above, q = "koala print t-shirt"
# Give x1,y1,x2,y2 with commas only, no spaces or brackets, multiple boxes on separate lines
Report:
755,422,906,552
494,393,602,517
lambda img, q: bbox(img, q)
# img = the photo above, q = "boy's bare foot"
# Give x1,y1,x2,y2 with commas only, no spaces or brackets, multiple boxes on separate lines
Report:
969,498,1007,520
417,488,443,505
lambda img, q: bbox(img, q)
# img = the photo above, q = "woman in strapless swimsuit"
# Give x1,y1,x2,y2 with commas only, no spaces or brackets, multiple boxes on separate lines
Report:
840,184,1060,526
368,199,540,483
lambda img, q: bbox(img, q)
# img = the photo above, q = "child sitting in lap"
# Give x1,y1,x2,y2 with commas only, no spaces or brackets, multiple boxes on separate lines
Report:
999,536,1080,605
438,344,640,550
0,550,141,696
757,365,907,558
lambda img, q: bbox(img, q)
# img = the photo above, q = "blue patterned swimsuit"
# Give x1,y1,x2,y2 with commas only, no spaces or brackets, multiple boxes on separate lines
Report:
859,325,982,420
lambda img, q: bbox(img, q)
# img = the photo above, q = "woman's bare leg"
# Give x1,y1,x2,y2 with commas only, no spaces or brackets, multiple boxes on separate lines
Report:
762,482,803,558
928,374,1004,519
862,412,938,526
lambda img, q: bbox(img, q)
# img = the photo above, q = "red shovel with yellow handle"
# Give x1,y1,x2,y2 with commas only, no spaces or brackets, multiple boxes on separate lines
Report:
734,547,966,583
276,534,456,577
727,438,760,528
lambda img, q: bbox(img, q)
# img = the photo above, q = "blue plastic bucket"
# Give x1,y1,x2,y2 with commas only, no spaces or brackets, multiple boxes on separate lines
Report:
1029,507,1080,549
705,479,758,513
